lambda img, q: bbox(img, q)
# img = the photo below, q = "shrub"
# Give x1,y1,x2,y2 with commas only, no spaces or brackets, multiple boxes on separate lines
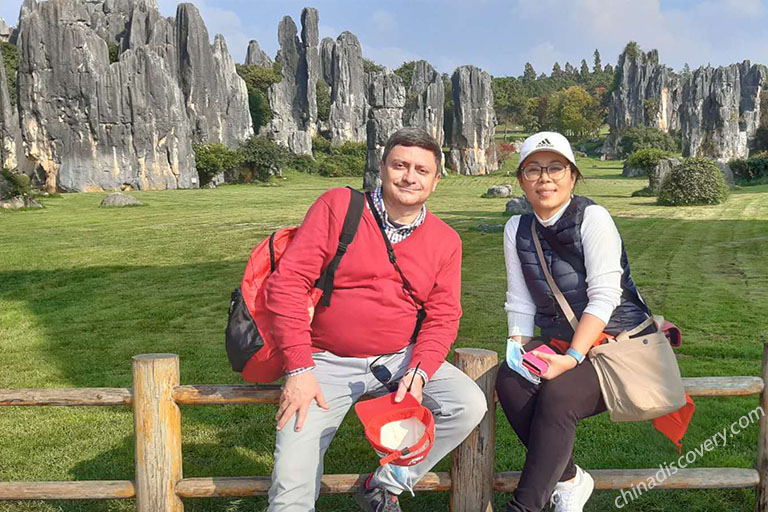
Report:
729,155,768,185
316,80,331,122
311,139,366,177
237,136,289,182
193,143,241,186
0,168,32,200
657,158,729,206
619,127,677,157
1,42,18,108
107,42,119,63
625,148,672,173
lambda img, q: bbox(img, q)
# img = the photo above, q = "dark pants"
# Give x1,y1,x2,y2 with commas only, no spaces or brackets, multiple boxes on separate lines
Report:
496,339,606,512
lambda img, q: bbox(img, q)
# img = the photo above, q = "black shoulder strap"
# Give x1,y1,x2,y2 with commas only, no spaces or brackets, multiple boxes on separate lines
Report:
314,187,365,306
364,192,423,308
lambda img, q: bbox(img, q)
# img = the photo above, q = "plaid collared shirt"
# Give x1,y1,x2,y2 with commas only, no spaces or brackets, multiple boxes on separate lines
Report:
370,186,426,244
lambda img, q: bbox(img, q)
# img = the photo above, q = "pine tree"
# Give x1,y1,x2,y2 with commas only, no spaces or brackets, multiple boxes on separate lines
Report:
604,63,614,75
564,62,575,77
580,59,590,79
552,62,563,78
523,62,536,82
593,49,602,73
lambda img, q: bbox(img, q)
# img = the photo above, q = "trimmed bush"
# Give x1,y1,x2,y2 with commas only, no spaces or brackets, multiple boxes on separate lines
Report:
237,136,289,182
311,138,366,177
193,143,241,186
657,158,729,206
625,148,672,173
729,155,768,185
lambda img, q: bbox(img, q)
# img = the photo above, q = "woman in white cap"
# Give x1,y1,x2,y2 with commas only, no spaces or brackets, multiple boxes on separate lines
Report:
496,131,656,512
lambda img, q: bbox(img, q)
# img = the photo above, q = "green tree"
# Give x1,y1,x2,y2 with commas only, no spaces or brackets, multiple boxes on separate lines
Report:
236,63,282,133
316,80,331,122
549,85,602,138
619,126,678,156
523,62,537,82
394,61,416,86
579,59,590,80
593,49,602,73
552,62,563,78
363,58,383,73
1,42,18,108
192,143,241,186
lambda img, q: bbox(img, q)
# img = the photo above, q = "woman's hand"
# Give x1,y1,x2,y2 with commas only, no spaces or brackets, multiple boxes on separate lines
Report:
532,350,577,380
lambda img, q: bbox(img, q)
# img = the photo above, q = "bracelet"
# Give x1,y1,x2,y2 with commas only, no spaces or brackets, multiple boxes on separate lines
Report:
566,347,585,365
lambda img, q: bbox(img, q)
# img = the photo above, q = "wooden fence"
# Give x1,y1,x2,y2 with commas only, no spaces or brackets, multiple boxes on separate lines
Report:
0,345,766,512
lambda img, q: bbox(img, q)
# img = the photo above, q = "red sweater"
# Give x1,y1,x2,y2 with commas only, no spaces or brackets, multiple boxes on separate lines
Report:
264,187,462,379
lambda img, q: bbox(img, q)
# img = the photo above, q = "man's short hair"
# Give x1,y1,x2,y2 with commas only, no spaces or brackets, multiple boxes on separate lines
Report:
381,127,443,175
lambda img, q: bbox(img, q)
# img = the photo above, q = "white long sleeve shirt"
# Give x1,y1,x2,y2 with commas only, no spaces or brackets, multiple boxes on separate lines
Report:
503,199,624,338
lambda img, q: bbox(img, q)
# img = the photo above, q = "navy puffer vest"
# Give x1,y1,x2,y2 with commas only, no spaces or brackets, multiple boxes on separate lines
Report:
516,195,651,342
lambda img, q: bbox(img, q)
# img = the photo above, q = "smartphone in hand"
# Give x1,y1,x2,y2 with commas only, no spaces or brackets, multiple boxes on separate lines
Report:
521,345,556,376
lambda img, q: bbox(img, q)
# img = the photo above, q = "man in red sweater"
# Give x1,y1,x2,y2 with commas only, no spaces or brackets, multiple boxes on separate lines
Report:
265,128,486,512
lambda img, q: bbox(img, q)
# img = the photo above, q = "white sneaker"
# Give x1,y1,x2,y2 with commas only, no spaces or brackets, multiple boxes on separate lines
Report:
550,466,594,512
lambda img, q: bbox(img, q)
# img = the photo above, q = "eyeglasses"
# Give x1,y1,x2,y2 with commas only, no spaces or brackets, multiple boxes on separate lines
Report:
521,163,569,182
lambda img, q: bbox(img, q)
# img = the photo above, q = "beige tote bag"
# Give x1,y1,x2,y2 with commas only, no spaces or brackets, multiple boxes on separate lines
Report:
531,218,686,422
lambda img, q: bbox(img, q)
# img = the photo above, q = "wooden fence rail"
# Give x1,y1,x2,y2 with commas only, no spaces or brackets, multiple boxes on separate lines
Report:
0,345,766,512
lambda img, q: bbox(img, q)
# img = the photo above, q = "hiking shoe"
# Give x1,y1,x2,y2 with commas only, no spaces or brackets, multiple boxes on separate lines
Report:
355,474,402,512
550,465,594,512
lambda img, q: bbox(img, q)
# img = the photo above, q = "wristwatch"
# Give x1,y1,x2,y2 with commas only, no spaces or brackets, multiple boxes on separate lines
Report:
566,347,586,365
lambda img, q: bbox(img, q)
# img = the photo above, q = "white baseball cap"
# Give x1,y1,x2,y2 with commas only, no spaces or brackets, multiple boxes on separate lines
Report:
518,131,577,169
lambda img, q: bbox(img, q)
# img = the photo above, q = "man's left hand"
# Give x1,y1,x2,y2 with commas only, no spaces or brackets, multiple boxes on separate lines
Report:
534,351,577,380
394,371,424,404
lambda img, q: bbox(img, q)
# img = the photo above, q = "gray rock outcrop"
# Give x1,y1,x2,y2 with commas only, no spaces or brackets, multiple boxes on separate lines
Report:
245,39,272,67
680,61,766,160
716,160,735,188
448,65,497,175
327,31,367,144
1,195,43,210
176,4,252,146
603,48,682,157
403,60,444,149
0,18,12,43
15,0,251,192
622,161,646,177
485,184,515,198
648,157,680,193
263,8,320,155
505,196,533,215
100,192,143,207
364,69,405,189
320,37,334,86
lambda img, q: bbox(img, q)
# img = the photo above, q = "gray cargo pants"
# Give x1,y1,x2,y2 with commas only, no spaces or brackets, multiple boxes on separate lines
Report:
267,345,487,511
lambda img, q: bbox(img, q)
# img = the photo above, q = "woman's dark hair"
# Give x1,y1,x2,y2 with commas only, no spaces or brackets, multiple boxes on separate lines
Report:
381,127,443,174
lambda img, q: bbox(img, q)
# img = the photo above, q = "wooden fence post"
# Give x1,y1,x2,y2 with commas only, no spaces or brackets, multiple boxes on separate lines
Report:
451,348,498,512
133,354,184,512
756,343,768,512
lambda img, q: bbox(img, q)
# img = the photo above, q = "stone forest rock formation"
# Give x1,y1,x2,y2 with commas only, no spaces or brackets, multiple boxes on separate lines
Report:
326,31,367,144
403,60,444,150
245,39,272,67
605,45,767,160
448,65,498,175
262,7,319,156
364,69,405,189
13,0,251,192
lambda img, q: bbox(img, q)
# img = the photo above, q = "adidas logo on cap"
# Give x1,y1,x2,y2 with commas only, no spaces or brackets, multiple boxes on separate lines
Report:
536,138,553,148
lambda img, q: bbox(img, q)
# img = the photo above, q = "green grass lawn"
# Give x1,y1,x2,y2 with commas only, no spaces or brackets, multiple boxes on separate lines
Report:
1,160,767,511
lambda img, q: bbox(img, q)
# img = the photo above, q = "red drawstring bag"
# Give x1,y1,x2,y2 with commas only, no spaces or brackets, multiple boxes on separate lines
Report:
653,393,696,454
355,393,435,466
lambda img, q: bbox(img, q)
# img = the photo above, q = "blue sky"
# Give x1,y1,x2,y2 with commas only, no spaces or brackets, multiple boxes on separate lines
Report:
2,0,768,77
